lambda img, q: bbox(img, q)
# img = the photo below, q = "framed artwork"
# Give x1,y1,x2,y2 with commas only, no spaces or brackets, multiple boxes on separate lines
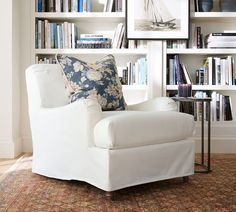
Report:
126,0,189,40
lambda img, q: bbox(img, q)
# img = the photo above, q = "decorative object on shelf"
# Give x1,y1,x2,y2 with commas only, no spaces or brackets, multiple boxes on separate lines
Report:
126,0,189,39
178,84,192,97
198,0,213,12
219,0,236,12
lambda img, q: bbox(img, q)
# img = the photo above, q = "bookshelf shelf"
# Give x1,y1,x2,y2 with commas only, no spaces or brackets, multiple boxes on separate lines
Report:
122,85,147,91
191,12,236,22
166,48,236,55
166,85,236,91
35,48,148,55
35,12,125,22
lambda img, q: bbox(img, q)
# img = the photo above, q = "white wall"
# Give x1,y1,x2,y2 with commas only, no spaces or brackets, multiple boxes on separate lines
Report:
0,0,21,157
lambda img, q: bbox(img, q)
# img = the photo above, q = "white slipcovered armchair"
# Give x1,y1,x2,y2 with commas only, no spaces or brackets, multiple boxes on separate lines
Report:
25,64,195,193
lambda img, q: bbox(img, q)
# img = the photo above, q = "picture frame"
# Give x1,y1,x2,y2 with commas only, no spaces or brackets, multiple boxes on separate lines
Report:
126,0,189,40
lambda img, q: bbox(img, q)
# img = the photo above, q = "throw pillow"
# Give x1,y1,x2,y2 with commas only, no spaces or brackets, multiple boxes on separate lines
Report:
56,54,127,111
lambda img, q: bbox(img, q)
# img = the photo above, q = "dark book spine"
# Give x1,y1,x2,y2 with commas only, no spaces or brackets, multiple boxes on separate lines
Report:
224,96,233,121
212,58,216,85
197,27,201,48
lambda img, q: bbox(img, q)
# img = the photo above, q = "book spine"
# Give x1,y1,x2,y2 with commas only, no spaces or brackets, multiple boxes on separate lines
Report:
38,20,42,49
41,20,45,48
35,21,38,48
79,0,83,12
35,0,38,12
38,0,42,12
83,0,87,12
86,0,91,12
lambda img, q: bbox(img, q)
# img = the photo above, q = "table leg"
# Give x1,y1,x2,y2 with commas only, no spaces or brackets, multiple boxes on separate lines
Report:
207,101,211,172
201,101,204,165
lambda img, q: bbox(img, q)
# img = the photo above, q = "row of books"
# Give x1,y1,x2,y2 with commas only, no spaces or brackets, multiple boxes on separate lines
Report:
178,91,233,122
167,40,188,49
36,0,92,12
36,0,123,13
36,20,79,49
128,40,147,49
104,0,123,12
168,54,236,86
168,55,192,85
35,56,57,64
119,58,147,85
194,91,233,122
196,56,236,85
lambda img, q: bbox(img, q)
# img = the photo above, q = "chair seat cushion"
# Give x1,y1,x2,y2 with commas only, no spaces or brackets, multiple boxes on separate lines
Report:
94,111,194,149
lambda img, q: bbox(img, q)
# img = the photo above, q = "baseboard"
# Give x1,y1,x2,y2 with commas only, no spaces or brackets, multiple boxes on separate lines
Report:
21,136,33,153
0,138,22,158
194,137,236,153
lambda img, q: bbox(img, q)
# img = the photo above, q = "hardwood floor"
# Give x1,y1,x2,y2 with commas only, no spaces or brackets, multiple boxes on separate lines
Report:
0,154,23,176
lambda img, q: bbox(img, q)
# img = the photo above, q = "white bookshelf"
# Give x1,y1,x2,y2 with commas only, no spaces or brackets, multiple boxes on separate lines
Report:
32,0,149,104
35,12,125,22
167,49,236,55
35,48,148,55
164,6,236,122
166,85,236,91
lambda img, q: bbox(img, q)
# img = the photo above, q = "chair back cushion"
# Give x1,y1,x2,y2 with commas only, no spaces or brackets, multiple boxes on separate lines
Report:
56,54,126,111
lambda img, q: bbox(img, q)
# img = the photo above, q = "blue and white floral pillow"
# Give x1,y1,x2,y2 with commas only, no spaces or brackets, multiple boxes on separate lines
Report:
56,54,126,111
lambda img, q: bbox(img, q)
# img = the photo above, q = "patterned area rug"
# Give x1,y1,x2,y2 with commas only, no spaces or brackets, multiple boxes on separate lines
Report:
0,154,235,211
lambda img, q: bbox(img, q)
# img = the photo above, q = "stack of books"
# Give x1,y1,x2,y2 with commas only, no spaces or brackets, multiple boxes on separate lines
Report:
205,33,236,48
36,0,92,12
77,34,112,48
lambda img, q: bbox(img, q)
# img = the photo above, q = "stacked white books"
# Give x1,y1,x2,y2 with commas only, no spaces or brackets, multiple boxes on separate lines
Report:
205,33,236,48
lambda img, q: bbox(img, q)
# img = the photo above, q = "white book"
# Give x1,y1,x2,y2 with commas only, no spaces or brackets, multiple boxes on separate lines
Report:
106,0,114,12
207,41,236,48
38,20,42,49
63,0,68,12
103,0,108,12
112,23,123,48
117,24,125,48
55,0,61,12
207,57,213,85
44,20,50,49
64,22,68,48
57,25,61,49
227,56,233,85
71,23,75,49
220,58,226,86
68,23,72,48
211,91,217,122
169,58,174,85
214,57,221,85
181,63,192,84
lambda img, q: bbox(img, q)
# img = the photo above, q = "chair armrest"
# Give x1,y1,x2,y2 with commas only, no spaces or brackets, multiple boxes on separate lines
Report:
127,97,177,112
30,99,102,147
